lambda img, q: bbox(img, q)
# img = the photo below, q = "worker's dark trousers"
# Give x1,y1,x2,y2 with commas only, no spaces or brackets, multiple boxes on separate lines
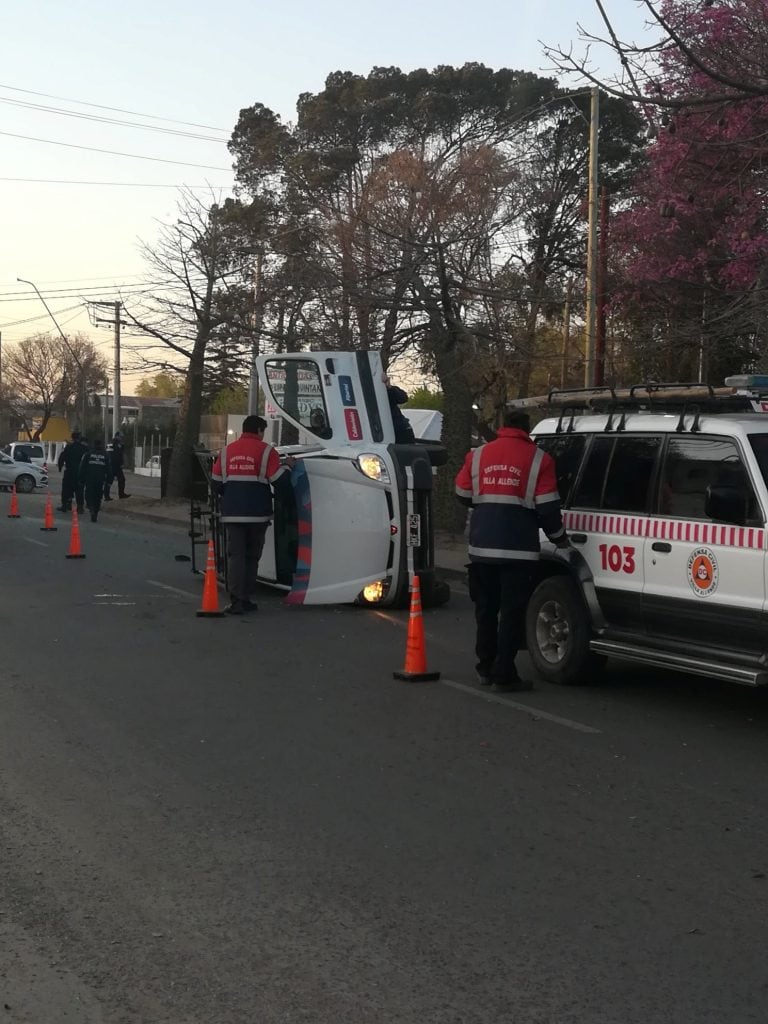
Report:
61,470,84,512
225,522,268,601
468,561,534,683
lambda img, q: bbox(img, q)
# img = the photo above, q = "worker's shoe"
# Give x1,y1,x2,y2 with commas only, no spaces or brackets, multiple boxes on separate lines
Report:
242,599,258,613
476,662,492,686
119,493,131,499
103,495,112,501
224,600,245,615
490,677,533,693
90,513,98,522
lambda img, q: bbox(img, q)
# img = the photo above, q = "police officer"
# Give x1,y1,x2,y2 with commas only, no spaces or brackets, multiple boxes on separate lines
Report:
382,374,416,444
455,409,569,692
79,438,109,522
57,431,88,513
211,414,295,614
104,431,129,501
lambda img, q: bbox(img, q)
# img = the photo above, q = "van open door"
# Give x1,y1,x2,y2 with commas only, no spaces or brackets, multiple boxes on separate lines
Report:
256,350,396,605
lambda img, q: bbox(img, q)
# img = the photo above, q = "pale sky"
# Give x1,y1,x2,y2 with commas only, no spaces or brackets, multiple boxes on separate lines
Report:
0,0,653,389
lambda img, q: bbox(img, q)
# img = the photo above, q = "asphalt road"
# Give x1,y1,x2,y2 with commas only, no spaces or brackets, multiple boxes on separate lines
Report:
2,491,768,1023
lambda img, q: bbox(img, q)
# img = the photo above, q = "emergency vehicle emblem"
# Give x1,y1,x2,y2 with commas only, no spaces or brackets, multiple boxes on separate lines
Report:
687,547,719,598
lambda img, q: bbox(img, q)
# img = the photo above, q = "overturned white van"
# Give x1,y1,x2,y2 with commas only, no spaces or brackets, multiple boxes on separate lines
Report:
192,350,450,608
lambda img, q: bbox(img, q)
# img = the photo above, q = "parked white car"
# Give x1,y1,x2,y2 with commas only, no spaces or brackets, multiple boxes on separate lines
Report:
0,452,48,492
145,455,161,470
2,441,47,471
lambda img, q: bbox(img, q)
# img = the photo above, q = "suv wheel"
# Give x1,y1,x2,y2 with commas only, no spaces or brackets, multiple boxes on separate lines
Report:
526,575,604,685
14,474,36,494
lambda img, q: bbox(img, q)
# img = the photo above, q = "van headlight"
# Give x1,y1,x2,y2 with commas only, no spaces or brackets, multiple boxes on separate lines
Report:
356,453,390,484
358,579,390,604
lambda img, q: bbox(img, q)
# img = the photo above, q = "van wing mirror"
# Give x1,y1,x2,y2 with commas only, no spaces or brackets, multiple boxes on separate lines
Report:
705,484,747,525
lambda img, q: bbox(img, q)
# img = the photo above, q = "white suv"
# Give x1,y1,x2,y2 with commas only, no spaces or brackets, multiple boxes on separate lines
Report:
521,378,768,687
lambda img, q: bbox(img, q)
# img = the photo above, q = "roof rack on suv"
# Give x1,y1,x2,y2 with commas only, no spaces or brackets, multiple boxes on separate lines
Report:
508,379,768,434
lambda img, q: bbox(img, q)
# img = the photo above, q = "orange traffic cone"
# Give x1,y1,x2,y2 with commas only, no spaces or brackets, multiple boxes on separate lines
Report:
41,491,57,531
7,484,20,519
393,575,440,682
65,507,85,559
196,540,224,617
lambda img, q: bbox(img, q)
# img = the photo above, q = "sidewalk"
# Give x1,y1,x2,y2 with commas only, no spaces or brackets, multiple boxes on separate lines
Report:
101,496,468,579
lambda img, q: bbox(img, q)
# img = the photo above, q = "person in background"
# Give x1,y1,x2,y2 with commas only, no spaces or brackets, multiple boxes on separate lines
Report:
382,373,416,444
57,431,88,514
79,437,109,522
212,414,296,615
104,431,129,501
455,409,569,693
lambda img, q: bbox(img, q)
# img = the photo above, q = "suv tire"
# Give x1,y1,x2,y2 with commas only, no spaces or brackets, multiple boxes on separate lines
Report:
526,575,604,685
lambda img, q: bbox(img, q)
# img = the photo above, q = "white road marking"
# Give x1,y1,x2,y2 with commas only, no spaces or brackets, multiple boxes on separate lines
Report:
22,537,48,547
439,678,602,734
94,602,136,606
373,610,401,627
146,579,198,601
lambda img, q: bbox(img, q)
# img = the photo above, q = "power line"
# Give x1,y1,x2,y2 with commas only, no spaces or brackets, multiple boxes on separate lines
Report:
0,96,226,143
0,303,83,328
0,130,233,170
0,82,229,133
0,177,232,188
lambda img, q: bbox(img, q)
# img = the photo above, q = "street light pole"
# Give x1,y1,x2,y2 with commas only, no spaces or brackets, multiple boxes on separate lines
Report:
17,276,87,429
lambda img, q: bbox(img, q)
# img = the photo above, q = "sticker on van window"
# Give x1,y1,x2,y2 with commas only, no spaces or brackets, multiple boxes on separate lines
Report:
339,375,356,406
688,547,719,598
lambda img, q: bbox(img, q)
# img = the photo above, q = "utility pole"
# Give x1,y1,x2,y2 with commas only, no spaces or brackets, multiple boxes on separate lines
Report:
584,87,600,388
561,279,573,388
89,300,124,437
595,187,609,387
17,277,87,429
247,250,264,416
113,300,121,437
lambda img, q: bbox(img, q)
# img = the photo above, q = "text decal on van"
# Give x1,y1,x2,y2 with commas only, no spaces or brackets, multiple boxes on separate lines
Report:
339,376,357,406
344,408,363,441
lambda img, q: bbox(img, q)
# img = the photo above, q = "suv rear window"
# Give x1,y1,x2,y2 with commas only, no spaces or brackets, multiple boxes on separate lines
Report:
534,434,586,504
572,435,662,513
662,436,761,523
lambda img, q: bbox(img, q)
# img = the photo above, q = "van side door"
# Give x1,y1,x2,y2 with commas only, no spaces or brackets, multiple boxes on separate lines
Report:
565,434,661,634
643,434,765,656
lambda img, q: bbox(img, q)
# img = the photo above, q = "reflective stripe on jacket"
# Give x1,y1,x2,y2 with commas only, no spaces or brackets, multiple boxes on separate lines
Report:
454,427,565,563
211,432,288,523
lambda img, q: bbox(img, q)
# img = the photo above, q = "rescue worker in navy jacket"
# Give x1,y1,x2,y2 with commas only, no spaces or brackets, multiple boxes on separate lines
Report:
79,437,109,522
57,431,88,514
455,409,569,692
211,415,295,615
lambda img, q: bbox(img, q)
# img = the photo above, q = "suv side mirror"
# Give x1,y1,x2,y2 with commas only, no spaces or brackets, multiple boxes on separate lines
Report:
705,484,747,526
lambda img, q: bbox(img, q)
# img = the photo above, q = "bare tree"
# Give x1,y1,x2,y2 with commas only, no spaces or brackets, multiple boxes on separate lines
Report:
122,189,251,498
545,0,768,118
3,332,107,440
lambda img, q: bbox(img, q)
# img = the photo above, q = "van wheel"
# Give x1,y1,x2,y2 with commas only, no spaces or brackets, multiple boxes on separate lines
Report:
14,474,35,494
526,575,604,685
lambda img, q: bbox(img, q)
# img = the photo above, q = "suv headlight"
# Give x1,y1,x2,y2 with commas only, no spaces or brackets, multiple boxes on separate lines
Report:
356,453,390,484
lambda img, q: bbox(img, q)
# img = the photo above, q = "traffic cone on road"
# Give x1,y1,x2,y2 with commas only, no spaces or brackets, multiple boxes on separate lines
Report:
7,484,20,519
393,575,440,682
65,507,86,559
41,491,57,531
196,540,224,617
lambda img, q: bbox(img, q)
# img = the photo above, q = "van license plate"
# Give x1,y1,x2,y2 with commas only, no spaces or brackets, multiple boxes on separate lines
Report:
407,513,421,547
